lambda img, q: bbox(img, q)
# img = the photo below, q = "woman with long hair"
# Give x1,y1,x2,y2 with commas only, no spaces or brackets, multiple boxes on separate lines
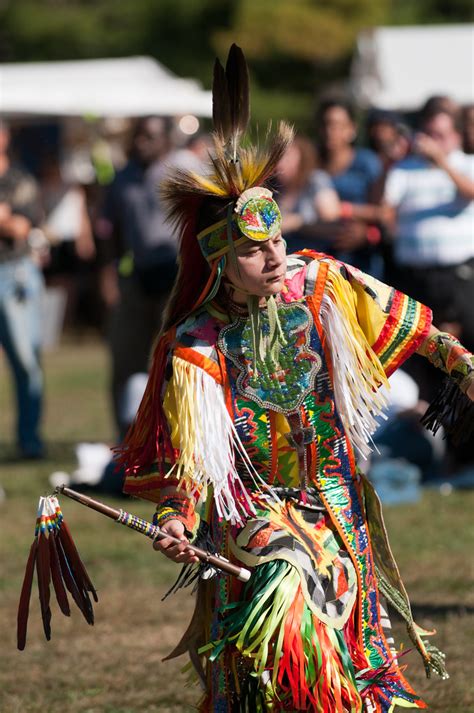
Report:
276,134,340,254
317,98,387,277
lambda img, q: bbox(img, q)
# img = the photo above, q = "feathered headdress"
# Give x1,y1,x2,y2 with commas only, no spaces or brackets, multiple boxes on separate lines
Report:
161,44,293,320
117,44,293,481
162,44,292,234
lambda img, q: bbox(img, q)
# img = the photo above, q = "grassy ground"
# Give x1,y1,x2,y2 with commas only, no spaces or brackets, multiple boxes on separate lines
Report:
1,340,473,713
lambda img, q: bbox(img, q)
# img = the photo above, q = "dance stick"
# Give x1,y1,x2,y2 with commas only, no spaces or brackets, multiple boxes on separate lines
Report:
55,485,251,582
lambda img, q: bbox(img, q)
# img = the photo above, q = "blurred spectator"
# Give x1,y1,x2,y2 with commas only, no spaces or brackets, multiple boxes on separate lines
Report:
316,98,386,277
419,95,460,122
172,132,212,173
39,152,96,328
276,135,340,253
383,98,474,470
462,104,474,154
96,116,188,439
0,120,45,459
366,109,411,189
384,98,474,348
49,371,148,497
371,369,445,487
365,109,412,273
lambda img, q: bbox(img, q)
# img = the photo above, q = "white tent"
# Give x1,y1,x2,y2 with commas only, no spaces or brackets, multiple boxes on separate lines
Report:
351,24,474,109
0,56,212,117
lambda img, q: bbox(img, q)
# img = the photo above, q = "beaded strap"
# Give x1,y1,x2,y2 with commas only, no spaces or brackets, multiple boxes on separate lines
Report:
153,492,197,534
116,510,158,539
423,332,474,393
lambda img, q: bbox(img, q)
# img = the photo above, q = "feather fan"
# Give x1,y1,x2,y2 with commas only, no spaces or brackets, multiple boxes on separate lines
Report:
17,496,97,650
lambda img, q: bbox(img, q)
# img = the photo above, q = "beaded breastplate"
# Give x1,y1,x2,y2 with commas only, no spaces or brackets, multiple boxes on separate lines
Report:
218,302,321,414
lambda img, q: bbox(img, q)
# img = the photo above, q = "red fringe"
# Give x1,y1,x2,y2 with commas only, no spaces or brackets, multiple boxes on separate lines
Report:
115,213,221,483
162,211,214,333
276,587,361,712
344,609,369,673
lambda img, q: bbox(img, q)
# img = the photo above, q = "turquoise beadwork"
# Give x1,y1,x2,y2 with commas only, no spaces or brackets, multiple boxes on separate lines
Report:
218,302,321,414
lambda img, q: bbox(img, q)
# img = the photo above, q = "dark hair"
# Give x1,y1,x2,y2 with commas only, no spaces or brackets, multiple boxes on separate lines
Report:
316,97,356,125
126,116,173,159
315,97,357,163
366,108,401,129
132,115,173,139
161,196,233,332
196,196,233,233
419,96,460,130
462,103,474,154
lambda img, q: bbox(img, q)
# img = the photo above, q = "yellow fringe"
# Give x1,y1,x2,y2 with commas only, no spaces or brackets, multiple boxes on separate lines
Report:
171,356,201,492
326,265,388,385
169,356,255,524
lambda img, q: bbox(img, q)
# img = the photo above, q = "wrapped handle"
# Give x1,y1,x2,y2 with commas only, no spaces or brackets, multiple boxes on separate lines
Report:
57,486,251,582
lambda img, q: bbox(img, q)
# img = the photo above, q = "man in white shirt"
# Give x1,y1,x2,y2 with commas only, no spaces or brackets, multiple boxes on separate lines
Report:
384,101,474,352
383,100,474,470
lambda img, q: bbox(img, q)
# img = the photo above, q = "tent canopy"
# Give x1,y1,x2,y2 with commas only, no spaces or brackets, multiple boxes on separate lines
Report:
351,24,474,110
0,56,212,118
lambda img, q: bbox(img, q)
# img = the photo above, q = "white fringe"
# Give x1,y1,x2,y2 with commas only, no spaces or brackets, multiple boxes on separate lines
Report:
320,294,389,459
172,357,257,525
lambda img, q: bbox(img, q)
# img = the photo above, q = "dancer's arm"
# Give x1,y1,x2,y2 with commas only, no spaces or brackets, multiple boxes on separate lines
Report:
417,325,474,400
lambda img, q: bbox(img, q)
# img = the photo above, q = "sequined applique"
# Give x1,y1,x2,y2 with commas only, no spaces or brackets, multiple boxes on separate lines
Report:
218,302,321,413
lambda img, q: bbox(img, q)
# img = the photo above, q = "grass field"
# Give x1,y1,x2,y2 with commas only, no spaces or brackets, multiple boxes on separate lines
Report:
1,340,473,713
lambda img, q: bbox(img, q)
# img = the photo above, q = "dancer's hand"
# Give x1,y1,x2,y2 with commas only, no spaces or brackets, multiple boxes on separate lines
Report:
153,519,199,564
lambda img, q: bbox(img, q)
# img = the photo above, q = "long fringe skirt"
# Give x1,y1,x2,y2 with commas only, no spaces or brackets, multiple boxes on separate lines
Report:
168,492,428,713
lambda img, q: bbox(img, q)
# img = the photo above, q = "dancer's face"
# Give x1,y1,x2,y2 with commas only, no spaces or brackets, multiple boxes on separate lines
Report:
224,233,287,302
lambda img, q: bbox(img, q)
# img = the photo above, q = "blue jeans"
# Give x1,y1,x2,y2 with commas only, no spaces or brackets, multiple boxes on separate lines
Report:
0,256,44,455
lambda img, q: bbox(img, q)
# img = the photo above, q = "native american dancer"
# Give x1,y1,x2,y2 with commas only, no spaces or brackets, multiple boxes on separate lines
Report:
117,46,474,713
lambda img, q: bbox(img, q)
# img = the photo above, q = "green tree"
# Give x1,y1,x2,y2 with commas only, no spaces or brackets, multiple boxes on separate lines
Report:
390,0,474,25
1,0,472,127
214,0,388,63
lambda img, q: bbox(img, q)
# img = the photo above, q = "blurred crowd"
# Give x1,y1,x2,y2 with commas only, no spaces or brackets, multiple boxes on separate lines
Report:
1,93,473,492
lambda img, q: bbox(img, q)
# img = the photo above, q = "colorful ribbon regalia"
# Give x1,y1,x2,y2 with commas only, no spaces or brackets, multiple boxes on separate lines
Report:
116,45,472,713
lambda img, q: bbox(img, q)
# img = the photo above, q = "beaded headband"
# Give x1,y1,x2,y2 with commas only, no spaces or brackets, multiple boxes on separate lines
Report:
197,187,281,263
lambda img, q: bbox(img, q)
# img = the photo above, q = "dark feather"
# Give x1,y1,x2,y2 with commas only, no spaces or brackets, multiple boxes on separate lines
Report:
49,533,71,617
212,58,231,141
17,539,38,651
162,520,218,600
163,578,214,663
36,533,52,641
55,533,95,625
225,43,250,140
160,121,293,238
160,39,293,246
58,520,98,602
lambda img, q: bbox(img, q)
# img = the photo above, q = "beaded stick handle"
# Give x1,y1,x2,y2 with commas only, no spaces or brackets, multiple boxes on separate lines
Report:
55,485,251,582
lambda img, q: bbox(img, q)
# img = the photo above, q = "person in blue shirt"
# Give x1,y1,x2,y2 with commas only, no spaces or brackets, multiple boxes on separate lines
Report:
275,135,341,253
317,98,386,277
